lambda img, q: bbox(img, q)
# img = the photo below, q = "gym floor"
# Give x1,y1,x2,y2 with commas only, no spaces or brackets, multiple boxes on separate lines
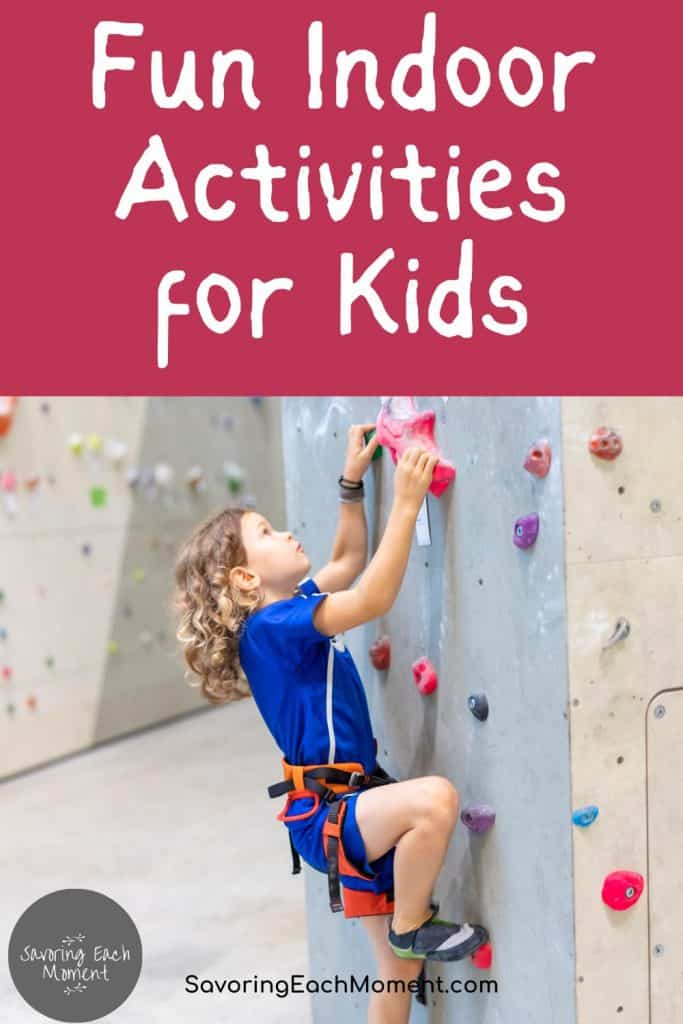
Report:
2,698,311,1022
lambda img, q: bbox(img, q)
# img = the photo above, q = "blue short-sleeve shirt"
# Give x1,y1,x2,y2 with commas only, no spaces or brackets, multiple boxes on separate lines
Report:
238,576,377,772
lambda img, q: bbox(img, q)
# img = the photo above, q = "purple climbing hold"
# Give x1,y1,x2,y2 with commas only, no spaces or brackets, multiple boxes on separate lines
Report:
461,804,496,834
514,514,539,549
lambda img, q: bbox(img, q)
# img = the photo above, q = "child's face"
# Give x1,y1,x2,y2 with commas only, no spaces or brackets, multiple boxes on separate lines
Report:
238,512,310,595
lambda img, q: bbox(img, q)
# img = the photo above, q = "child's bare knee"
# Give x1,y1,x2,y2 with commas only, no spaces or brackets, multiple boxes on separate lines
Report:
381,950,426,982
422,775,459,823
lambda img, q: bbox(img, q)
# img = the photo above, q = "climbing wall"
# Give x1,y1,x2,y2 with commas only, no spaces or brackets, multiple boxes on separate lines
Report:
0,396,284,779
280,397,575,1023
562,397,683,1024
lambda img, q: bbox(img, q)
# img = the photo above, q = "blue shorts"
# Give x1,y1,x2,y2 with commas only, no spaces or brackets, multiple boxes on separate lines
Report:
280,789,396,918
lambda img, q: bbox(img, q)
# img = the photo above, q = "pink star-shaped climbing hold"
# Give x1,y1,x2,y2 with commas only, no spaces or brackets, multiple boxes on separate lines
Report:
375,397,455,498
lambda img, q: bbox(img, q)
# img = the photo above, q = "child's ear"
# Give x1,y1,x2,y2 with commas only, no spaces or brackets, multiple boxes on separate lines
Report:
228,565,244,590
230,565,258,591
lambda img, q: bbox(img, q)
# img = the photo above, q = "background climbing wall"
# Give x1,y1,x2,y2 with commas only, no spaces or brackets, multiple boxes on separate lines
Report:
0,396,285,779
280,397,576,1024
562,397,683,1024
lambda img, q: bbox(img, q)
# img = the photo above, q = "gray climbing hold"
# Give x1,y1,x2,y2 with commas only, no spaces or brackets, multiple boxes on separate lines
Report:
602,617,630,651
468,693,489,721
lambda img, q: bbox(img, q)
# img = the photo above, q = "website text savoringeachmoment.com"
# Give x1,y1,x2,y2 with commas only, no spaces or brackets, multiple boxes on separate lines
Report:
185,973,499,999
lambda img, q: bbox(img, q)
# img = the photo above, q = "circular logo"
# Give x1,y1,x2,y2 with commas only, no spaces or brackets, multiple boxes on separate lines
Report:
8,889,142,1021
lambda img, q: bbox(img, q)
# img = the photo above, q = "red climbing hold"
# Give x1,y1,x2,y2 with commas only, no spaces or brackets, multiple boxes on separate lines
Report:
471,942,493,969
1,471,17,493
589,427,623,461
370,635,391,671
524,440,552,478
0,397,18,437
601,870,644,911
375,397,455,498
412,657,438,695
26,695,38,711
2,666,12,682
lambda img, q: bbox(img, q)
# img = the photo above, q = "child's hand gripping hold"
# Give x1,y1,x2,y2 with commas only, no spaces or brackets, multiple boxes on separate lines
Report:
393,446,440,513
312,444,439,640
342,423,381,483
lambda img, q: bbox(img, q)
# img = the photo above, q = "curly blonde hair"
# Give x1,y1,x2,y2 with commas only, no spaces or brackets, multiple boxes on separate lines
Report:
172,505,263,705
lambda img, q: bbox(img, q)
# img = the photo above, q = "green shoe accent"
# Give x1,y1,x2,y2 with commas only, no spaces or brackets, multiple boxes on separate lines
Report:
388,941,427,961
388,902,453,960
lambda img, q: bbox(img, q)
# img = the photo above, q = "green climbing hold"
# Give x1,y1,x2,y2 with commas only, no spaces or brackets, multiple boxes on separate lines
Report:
223,460,245,495
90,486,107,508
133,568,146,583
45,656,55,669
364,428,383,460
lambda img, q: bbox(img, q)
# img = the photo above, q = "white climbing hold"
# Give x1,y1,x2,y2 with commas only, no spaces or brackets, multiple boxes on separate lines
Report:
105,439,128,465
154,463,175,488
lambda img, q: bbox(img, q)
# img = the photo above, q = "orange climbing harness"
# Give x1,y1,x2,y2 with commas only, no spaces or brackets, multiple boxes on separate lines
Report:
268,756,430,1007
268,756,398,915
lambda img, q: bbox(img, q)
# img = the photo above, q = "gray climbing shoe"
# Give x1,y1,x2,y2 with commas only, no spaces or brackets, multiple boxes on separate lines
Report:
388,906,489,962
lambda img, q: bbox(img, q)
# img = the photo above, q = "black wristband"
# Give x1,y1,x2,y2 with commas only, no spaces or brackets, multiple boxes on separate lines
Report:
338,474,363,488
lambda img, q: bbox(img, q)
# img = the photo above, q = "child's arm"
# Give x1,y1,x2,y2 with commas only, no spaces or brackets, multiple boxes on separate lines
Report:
313,447,438,637
314,422,377,594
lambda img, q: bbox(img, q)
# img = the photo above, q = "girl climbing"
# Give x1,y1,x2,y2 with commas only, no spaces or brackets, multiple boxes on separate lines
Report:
173,423,488,1023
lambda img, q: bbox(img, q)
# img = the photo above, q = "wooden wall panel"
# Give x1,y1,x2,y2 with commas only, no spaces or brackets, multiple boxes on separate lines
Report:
563,397,683,1024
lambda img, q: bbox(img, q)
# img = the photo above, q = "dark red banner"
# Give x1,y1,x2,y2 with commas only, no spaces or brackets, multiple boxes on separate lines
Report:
3,2,680,393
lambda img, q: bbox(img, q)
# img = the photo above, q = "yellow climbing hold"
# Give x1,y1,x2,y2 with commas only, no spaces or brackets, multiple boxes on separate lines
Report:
86,433,103,453
68,433,84,455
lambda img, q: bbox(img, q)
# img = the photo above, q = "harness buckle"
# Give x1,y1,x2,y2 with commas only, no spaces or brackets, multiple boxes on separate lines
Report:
348,771,368,788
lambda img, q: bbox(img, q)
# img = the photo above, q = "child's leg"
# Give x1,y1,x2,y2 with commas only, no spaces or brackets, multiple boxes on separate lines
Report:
360,913,424,1024
354,776,459,934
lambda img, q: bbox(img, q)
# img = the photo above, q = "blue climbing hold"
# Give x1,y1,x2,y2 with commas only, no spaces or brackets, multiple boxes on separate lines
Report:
572,805,599,828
